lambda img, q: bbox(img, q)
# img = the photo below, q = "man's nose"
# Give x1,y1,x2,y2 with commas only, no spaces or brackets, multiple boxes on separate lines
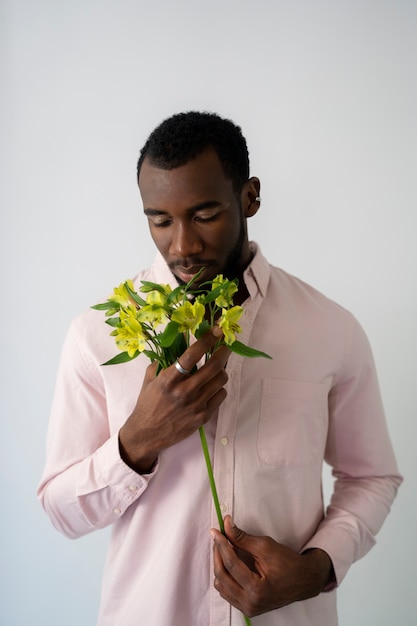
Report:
169,222,204,258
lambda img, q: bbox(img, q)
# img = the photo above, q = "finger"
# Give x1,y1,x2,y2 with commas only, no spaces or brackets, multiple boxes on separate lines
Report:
191,350,229,404
173,327,224,374
199,344,230,374
183,364,228,422
211,530,248,613
211,526,256,590
205,384,227,414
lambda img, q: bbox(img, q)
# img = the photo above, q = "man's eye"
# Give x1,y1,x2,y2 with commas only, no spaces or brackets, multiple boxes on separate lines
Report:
195,213,218,223
151,218,172,228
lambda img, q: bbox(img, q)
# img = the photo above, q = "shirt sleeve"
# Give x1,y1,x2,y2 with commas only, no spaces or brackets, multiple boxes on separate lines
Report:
37,320,156,539
302,317,402,587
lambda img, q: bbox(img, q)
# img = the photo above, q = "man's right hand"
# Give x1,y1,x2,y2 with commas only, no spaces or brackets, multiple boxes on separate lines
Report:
118,327,229,473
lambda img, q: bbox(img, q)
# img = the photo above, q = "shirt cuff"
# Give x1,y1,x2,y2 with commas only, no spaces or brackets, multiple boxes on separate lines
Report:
76,434,158,519
301,525,364,589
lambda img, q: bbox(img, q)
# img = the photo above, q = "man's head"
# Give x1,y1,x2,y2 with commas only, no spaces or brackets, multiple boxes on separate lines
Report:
137,112,261,288
137,111,250,195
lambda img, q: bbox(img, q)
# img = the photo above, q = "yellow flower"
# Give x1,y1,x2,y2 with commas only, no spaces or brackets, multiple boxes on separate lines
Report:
219,306,243,345
171,300,205,335
136,286,174,329
111,307,148,357
146,290,167,306
212,275,238,308
109,280,135,308
137,301,169,330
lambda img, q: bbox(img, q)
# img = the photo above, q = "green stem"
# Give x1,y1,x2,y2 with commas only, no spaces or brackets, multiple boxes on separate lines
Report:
198,425,224,534
198,426,252,626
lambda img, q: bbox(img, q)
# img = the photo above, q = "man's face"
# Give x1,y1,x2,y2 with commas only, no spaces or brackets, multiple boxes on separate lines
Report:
138,149,257,286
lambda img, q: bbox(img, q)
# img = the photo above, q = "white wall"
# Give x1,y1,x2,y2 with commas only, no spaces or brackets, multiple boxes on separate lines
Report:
1,1,415,624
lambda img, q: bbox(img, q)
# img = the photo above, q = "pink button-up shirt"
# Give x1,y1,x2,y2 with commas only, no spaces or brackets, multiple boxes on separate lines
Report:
38,244,401,626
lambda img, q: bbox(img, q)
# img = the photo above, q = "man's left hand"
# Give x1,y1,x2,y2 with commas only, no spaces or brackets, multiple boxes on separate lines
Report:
211,515,333,618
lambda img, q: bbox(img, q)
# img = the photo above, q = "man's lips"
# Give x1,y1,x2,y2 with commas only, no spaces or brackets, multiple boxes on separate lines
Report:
170,263,212,282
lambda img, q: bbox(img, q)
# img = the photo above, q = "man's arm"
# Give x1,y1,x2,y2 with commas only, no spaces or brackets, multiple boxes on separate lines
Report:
38,325,229,537
211,319,401,616
301,320,402,585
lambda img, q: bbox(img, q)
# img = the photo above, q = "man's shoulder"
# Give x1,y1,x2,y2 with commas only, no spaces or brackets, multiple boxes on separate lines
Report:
267,263,354,321
252,245,352,318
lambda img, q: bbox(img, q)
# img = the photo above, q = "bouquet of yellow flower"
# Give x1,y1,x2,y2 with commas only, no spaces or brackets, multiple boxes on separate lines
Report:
93,271,270,626
93,270,270,368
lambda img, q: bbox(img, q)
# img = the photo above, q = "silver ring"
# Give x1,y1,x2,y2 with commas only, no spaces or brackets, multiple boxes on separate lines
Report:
255,196,261,202
174,359,191,375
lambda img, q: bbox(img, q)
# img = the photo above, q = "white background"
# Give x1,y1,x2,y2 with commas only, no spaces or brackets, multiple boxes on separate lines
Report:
1,1,416,624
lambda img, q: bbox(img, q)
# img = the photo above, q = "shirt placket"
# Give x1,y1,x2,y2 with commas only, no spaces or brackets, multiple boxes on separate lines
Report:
208,286,263,626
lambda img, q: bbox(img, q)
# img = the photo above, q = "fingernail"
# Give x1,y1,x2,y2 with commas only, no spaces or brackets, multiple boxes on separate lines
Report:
212,325,222,337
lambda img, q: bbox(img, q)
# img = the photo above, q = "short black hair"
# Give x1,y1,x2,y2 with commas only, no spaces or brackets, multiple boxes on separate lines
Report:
137,111,250,193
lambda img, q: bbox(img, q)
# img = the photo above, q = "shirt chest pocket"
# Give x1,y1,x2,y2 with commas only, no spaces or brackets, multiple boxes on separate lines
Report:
257,379,328,467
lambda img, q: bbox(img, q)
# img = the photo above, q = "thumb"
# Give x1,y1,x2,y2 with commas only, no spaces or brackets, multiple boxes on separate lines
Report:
224,516,264,574
224,515,252,548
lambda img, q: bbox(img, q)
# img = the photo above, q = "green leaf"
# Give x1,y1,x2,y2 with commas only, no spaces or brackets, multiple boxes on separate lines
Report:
143,350,159,363
171,331,187,356
200,285,223,304
228,340,272,359
91,301,119,311
105,317,121,327
184,267,205,290
166,284,186,305
101,351,138,366
194,320,211,339
158,320,181,348
125,283,147,306
159,332,188,369
139,280,169,295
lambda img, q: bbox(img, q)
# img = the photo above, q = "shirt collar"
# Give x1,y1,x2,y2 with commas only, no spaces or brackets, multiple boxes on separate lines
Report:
243,242,270,299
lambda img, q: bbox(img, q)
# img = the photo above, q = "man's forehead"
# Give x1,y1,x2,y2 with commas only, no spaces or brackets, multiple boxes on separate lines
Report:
138,149,234,197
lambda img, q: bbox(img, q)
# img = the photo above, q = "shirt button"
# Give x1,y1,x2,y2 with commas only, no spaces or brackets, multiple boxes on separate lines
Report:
128,485,138,492
220,503,228,514
113,507,122,515
220,437,228,446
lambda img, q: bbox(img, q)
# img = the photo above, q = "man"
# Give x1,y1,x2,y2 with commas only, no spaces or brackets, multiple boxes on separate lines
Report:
38,111,401,625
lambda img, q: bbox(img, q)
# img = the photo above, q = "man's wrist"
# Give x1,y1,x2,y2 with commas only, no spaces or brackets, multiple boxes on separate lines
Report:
118,430,158,475
301,548,335,595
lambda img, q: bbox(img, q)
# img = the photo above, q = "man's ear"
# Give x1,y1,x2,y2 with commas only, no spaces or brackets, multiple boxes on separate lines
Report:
241,177,261,218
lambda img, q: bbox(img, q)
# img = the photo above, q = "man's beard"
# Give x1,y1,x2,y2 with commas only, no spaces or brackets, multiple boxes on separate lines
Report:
173,211,247,286
221,210,246,281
